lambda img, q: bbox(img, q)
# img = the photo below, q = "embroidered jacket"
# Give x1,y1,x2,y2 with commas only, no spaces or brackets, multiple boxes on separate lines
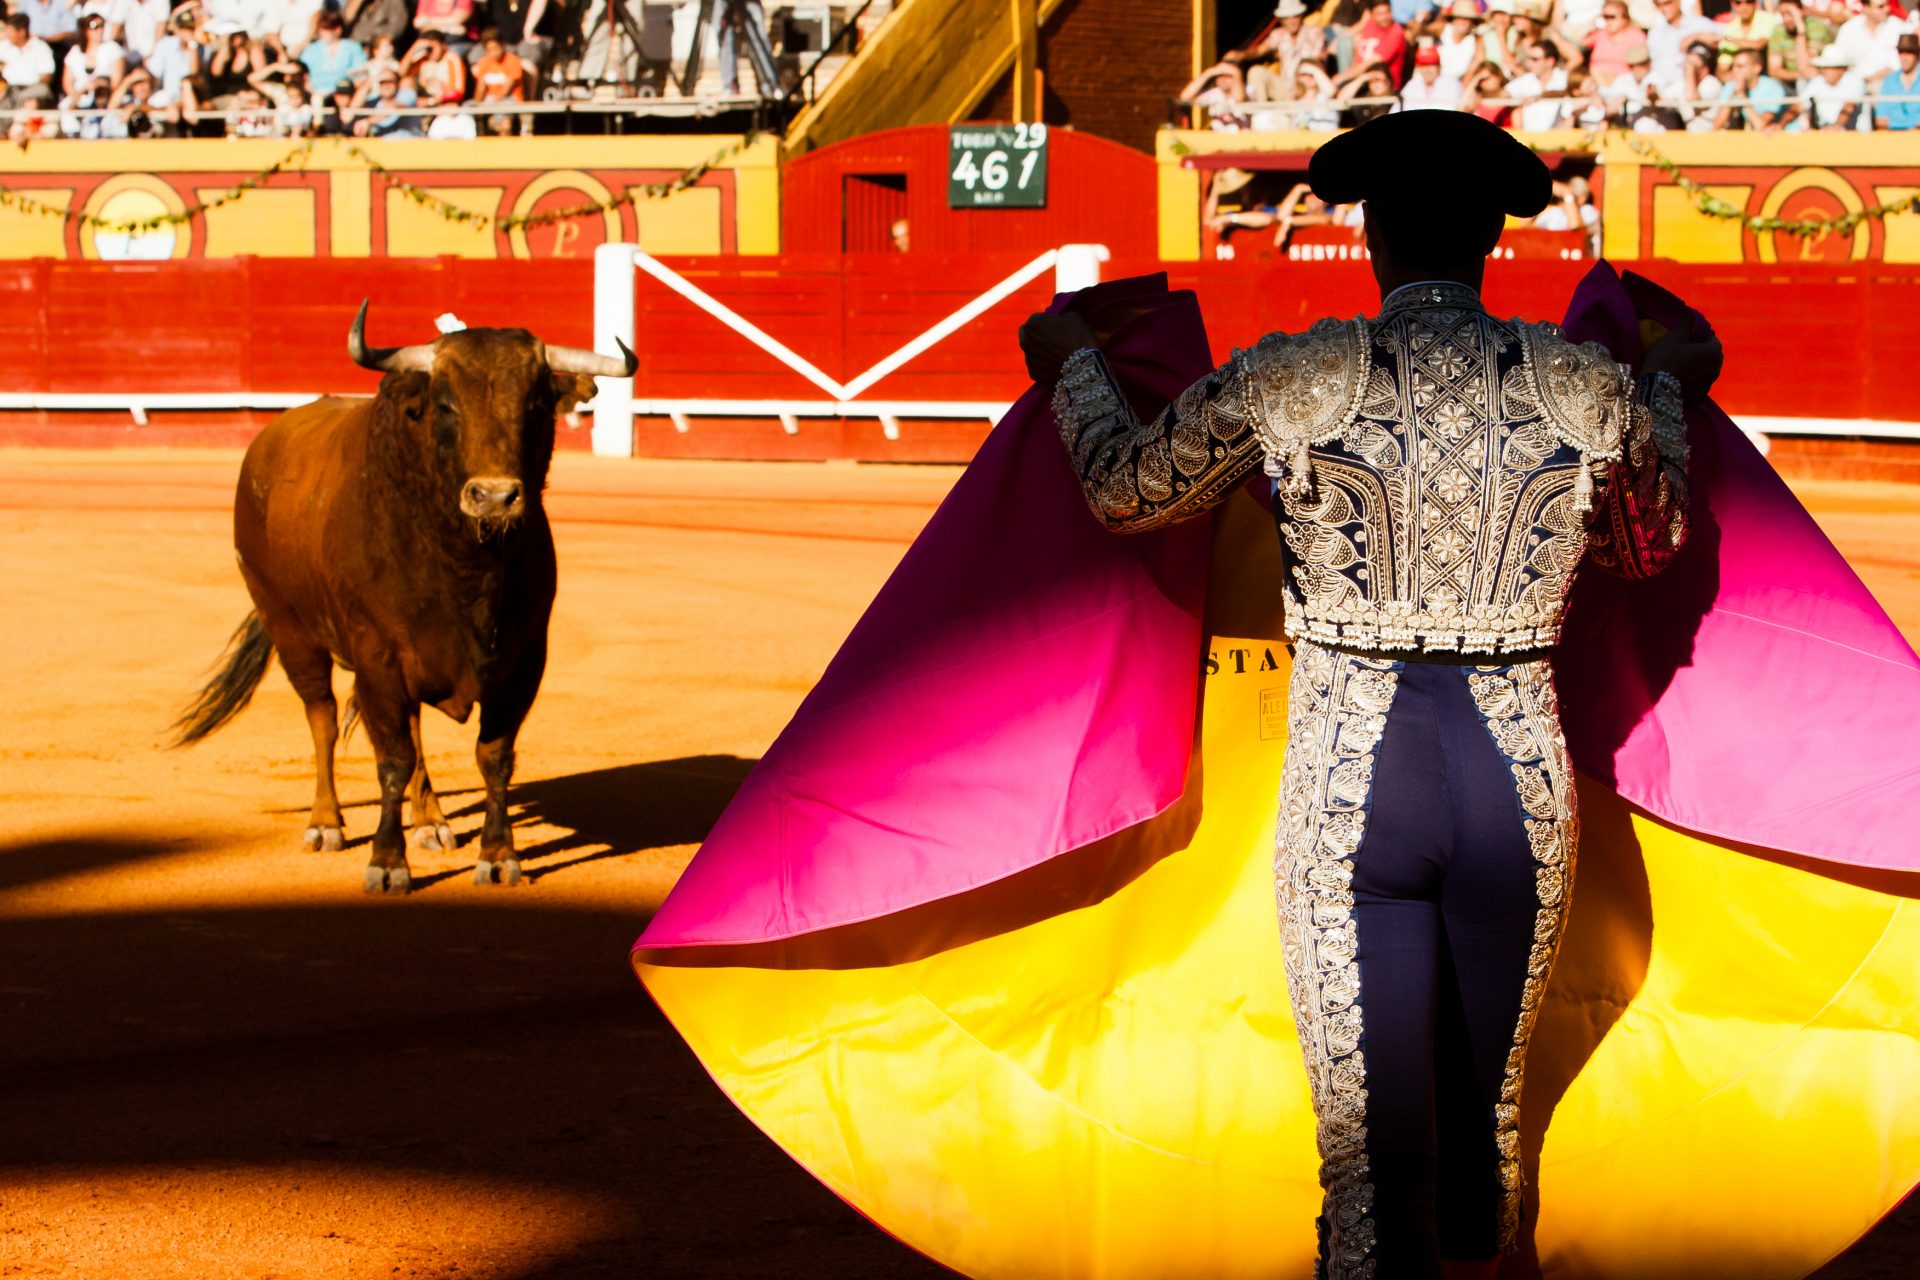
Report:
1052,282,1689,655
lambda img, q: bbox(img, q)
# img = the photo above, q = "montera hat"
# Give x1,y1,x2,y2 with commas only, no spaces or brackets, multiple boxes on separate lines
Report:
1307,110,1552,218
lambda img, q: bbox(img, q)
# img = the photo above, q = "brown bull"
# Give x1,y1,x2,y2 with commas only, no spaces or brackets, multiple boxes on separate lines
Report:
174,305,635,893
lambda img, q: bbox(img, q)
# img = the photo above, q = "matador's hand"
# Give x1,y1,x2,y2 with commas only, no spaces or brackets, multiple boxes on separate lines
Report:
1642,315,1724,407
1018,312,1100,387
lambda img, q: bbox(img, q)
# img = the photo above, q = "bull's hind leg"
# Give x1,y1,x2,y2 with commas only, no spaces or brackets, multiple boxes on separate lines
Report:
277,640,346,853
407,708,455,852
354,672,417,895
472,642,545,887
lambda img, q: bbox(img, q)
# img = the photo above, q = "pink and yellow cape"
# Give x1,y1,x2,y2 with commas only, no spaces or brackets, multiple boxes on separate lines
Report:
633,265,1920,1278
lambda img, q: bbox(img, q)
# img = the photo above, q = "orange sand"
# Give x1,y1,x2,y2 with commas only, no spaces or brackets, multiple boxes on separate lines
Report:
1,449,1913,1279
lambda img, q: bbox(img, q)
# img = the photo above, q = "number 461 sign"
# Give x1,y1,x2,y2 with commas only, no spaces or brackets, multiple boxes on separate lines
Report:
948,124,1048,209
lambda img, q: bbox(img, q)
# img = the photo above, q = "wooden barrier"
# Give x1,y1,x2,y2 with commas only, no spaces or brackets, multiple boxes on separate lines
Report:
1,255,1914,458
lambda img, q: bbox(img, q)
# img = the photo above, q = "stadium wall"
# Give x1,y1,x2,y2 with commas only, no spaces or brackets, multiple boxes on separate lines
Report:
1,255,1912,461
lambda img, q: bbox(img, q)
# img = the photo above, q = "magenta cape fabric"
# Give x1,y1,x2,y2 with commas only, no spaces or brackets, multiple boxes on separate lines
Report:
637,265,1919,952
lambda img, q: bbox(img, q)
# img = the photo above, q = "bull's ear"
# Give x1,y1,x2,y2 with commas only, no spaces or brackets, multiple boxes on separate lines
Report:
551,372,599,417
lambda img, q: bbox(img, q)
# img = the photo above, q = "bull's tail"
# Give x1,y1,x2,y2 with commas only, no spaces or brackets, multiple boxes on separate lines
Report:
171,612,275,747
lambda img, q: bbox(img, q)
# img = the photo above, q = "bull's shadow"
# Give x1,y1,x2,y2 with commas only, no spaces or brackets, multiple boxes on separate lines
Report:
445,755,756,883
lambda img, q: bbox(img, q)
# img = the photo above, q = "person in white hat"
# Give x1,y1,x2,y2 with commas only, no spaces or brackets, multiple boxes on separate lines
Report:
1252,0,1327,98
1438,0,1484,81
1801,44,1870,129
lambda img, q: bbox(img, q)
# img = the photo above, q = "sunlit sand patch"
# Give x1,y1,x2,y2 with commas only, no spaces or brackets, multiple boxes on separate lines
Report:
0,1165,628,1279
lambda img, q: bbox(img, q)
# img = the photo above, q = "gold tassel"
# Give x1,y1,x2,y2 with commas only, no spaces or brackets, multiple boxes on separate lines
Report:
1574,457,1595,516
1287,440,1315,499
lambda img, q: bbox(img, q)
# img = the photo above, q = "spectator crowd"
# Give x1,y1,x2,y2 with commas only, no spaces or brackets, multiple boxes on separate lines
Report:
0,0,807,139
1180,0,1920,134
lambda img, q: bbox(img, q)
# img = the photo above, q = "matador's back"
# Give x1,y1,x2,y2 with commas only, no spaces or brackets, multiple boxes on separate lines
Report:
1053,282,1689,655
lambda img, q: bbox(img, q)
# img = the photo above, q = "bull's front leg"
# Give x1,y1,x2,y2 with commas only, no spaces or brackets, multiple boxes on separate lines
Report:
354,672,418,895
472,642,545,887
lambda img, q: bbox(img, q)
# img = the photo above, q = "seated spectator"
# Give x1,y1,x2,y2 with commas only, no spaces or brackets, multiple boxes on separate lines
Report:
1511,2,1578,68
413,0,477,54
1179,60,1251,129
1282,60,1343,129
1673,38,1722,129
1556,0,1608,42
351,65,423,135
251,59,318,132
0,14,60,108
105,0,170,66
1397,41,1462,107
1565,67,1610,124
1646,0,1717,85
1460,59,1515,123
1336,64,1398,123
202,24,257,106
1339,0,1410,88
1585,0,1647,81
1257,0,1328,85
298,11,364,98
359,32,402,87
1475,0,1519,77
1437,1,1483,80
403,28,469,102
141,11,201,108
16,0,80,55
345,0,411,50
228,82,281,134
1507,38,1572,128
1799,45,1870,128
1714,45,1789,129
484,0,552,85
1832,0,1912,84
117,65,177,135
1717,0,1780,73
1607,43,1661,122
59,69,127,136
1770,0,1837,87
257,0,323,59
1875,32,1920,127
62,12,124,95
472,26,526,100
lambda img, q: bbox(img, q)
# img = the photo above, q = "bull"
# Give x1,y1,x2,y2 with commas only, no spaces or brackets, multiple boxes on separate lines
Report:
174,304,635,894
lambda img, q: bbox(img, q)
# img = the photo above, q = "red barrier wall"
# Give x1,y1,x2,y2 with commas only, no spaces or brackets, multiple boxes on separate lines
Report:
1,256,1912,454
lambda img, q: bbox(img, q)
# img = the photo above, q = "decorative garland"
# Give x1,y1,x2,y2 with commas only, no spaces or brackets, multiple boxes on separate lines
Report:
0,138,315,233
1619,132,1919,239
343,130,760,232
0,130,758,237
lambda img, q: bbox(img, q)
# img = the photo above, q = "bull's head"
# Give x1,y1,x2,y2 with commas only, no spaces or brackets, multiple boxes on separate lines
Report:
348,301,636,537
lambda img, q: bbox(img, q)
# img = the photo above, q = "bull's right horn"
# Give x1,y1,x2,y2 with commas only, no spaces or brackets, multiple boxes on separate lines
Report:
347,300,436,373
546,337,638,379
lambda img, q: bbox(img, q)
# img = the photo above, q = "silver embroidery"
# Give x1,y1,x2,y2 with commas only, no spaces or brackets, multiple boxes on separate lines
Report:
1265,305,1638,655
1466,658,1578,1251
1276,640,1401,1280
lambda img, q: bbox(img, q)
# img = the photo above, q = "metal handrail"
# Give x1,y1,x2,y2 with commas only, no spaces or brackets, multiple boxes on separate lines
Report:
793,0,878,106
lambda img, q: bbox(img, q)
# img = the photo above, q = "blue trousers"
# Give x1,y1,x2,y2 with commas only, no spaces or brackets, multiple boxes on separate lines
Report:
1277,642,1577,1280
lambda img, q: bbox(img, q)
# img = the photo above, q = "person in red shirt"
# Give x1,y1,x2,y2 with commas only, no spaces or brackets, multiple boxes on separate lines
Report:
1338,0,1411,88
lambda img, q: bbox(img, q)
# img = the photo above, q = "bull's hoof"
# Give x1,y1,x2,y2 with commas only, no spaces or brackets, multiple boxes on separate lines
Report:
471,858,524,887
411,823,456,852
363,864,413,895
303,825,346,853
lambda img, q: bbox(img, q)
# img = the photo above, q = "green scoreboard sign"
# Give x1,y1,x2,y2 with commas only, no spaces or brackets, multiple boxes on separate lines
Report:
948,124,1049,209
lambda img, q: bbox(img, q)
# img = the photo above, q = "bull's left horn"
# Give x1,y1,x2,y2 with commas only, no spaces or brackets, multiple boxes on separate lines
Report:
546,338,638,379
347,300,436,373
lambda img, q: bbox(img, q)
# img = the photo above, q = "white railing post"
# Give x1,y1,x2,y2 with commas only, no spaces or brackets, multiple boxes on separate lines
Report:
1054,243,1110,295
592,242,639,457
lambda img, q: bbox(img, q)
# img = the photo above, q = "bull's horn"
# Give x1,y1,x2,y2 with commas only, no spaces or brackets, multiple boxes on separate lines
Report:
347,300,436,373
546,338,638,379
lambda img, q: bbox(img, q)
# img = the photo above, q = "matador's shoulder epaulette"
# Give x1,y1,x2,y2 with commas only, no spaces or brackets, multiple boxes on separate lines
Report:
1237,317,1373,458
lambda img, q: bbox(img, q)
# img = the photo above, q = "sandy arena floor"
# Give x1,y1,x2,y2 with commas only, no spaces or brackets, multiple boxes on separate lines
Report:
2,448,1915,1280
